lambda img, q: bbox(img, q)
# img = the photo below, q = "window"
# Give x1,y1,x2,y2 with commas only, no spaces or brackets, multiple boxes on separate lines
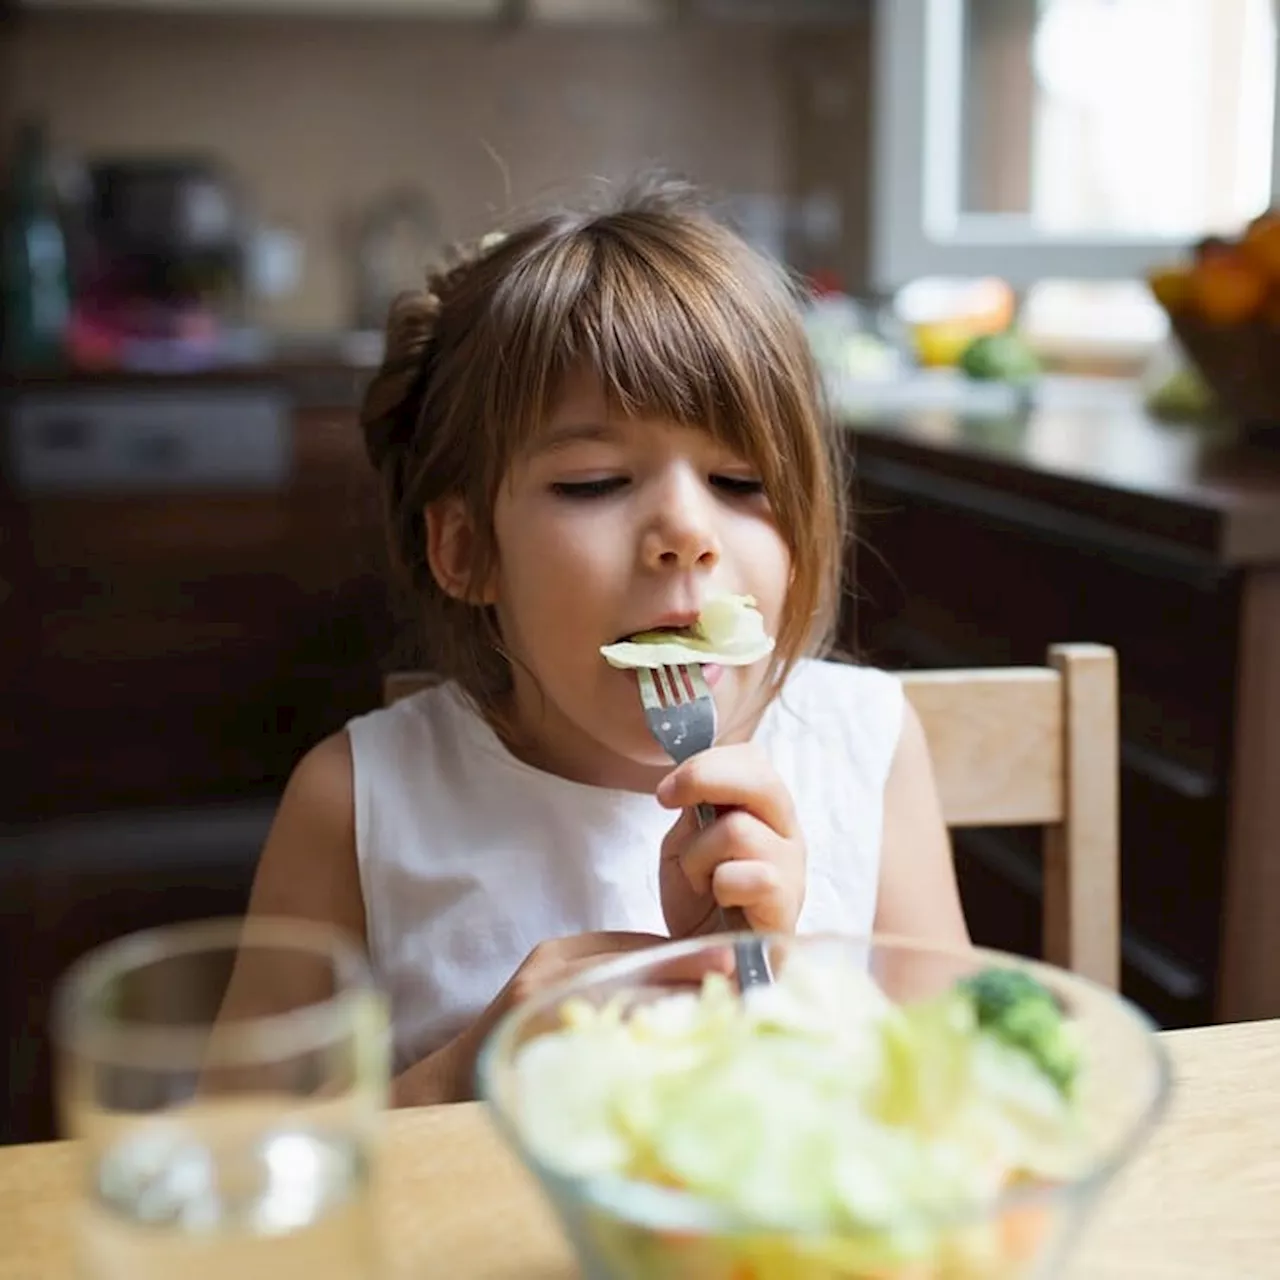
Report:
871,0,1280,291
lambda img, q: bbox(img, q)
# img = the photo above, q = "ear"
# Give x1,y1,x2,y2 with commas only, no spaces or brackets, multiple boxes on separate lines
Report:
425,498,498,603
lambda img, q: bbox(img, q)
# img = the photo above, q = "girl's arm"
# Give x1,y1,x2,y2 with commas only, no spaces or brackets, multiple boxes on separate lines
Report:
239,731,367,945
218,733,477,1105
228,735,666,1107
211,735,371,1045
873,702,971,947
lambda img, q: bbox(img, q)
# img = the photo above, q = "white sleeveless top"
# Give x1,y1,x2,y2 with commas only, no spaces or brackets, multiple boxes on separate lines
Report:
347,658,904,1072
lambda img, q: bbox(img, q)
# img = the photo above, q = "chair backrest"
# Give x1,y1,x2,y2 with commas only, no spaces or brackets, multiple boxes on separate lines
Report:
900,643,1119,989
383,670,439,705
382,642,1120,988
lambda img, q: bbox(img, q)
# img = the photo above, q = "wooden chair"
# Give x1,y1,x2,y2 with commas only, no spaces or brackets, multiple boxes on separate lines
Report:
383,671,440,706
900,644,1119,989
382,642,1120,988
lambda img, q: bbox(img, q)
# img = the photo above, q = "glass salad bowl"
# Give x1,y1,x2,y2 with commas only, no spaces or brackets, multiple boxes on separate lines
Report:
476,934,1170,1280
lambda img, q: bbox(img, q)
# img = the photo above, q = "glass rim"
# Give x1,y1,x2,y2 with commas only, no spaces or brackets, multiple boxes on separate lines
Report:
476,931,1174,1237
51,915,377,1071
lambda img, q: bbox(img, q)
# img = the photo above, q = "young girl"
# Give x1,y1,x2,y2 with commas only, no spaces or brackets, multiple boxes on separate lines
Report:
244,179,969,1106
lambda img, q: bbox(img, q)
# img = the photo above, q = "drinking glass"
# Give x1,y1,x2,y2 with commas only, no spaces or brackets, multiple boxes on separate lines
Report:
53,916,390,1280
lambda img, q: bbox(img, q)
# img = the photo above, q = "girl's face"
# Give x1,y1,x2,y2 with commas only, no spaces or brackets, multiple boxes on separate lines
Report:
463,370,792,790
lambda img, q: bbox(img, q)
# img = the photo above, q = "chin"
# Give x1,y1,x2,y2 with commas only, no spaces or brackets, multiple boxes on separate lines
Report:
580,661,761,768
594,711,681,769
625,733,683,769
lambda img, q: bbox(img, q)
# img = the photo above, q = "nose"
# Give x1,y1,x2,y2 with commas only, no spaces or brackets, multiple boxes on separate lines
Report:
640,467,721,573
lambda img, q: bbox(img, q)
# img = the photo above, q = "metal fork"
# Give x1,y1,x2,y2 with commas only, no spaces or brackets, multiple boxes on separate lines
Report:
637,664,773,990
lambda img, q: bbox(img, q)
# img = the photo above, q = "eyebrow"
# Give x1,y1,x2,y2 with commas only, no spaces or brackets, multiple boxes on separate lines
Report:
529,421,626,456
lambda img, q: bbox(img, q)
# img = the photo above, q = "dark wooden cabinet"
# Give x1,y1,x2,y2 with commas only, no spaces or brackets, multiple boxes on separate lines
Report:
3,398,395,821
844,408,1280,1031
1,383,396,1144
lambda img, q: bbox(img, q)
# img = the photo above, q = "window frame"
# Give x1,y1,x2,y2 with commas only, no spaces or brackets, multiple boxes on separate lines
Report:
869,0,1280,291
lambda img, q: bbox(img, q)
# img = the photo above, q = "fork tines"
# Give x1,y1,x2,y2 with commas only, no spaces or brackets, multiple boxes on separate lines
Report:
638,663,711,710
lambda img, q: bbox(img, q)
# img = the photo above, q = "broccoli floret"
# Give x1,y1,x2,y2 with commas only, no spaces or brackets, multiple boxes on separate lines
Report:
960,968,1052,1024
957,968,1080,1095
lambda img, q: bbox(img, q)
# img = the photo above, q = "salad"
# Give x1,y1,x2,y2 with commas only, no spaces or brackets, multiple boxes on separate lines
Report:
600,593,775,670
510,951,1085,1279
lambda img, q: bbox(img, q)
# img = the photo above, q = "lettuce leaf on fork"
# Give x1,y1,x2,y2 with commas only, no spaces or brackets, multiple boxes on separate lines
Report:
600,594,775,670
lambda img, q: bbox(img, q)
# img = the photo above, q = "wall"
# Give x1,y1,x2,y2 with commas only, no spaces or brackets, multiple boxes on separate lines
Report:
0,11,846,330
777,23,873,293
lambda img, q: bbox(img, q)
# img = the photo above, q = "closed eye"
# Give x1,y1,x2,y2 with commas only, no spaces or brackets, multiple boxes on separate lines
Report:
550,477,629,500
710,475,766,498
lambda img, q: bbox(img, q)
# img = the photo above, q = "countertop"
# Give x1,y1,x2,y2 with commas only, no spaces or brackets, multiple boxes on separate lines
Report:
840,378,1280,566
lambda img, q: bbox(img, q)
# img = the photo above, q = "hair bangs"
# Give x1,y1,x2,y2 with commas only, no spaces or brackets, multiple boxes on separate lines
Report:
490,222,797,488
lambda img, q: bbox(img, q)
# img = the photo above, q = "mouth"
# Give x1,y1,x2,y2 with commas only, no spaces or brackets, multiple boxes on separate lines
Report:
609,617,702,646
610,657,725,691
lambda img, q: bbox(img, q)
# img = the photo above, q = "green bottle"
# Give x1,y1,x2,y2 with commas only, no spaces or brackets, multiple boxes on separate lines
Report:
2,119,71,372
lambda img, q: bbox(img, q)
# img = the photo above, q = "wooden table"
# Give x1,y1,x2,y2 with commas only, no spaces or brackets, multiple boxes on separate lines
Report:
3,1020,1278,1279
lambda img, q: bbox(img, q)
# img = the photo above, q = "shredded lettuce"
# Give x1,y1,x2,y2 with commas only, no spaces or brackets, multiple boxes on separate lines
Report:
512,951,1083,1251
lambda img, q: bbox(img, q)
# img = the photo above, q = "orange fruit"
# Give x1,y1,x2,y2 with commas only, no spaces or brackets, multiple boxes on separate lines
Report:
1242,212,1280,280
1147,265,1195,313
1191,251,1267,324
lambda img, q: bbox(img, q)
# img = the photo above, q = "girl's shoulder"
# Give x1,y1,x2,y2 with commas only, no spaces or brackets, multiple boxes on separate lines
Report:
767,657,906,784
345,678,479,759
776,655,905,723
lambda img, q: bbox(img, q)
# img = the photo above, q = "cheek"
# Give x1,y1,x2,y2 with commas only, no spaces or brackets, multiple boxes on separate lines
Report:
492,512,620,652
734,515,792,611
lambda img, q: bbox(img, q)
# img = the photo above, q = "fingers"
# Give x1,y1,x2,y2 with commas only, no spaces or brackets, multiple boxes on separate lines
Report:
656,743,797,837
554,931,672,962
660,806,804,934
659,805,701,857
605,945,736,989
673,809,789,897
510,931,733,1008
709,861,793,932
659,788,806,937
558,931,734,985
508,932,666,1006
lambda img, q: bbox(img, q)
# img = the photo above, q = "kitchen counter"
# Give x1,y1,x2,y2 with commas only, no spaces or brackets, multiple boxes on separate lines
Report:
1,329,382,410
842,386,1280,566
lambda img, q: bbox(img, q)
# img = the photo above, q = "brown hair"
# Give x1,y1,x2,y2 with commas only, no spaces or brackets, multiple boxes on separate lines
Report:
359,177,846,720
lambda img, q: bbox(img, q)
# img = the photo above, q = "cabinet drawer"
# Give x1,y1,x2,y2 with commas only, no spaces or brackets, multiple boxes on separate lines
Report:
954,829,1212,1029
10,388,291,494
1120,770,1228,972
958,776,1231,985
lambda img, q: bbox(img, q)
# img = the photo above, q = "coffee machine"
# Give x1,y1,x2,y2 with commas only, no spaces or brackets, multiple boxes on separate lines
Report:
69,156,250,370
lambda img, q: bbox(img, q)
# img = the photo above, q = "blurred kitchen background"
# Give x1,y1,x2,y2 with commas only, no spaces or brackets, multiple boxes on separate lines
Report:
4,0,1280,1144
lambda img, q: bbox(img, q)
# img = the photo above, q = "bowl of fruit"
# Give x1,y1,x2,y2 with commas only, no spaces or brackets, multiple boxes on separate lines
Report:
1148,211,1280,438
477,934,1170,1280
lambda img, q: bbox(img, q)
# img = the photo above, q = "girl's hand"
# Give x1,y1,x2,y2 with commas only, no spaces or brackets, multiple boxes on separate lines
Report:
392,931,730,1107
656,743,806,938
